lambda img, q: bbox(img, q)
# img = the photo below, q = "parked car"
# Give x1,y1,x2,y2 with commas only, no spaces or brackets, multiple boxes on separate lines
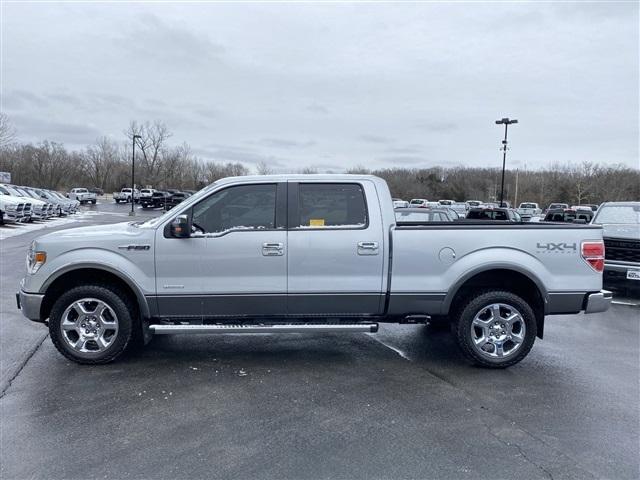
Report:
572,205,598,212
51,190,79,214
0,184,49,220
68,188,97,204
395,207,456,222
517,202,542,219
450,202,468,218
0,191,26,223
113,188,140,203
164,191,192,210
591,202,640,287
139,188,156,200
30,188,72,216
13,186,55,219
409,198,429,208
466,207,522,222
17,174,610,368
543,208,593,224
437,199,455,206
88,187,104,196
392,198,409,208
465,200,482,208
140,191,171,209
546,203,569,214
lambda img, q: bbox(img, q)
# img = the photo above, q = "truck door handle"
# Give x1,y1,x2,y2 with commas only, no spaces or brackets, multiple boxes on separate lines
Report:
262,242,284,256
357,241,379,255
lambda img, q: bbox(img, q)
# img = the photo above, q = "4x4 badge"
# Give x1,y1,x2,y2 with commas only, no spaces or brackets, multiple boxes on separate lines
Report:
536,242,577,252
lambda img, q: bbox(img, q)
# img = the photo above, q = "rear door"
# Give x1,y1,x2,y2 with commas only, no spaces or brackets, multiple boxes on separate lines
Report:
286,181,385,315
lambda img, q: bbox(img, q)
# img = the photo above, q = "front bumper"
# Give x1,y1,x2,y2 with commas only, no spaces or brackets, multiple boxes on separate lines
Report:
584,290,613,314
16,289,45,322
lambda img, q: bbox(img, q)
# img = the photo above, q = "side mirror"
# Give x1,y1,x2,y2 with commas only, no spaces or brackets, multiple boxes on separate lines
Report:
170,214,191,238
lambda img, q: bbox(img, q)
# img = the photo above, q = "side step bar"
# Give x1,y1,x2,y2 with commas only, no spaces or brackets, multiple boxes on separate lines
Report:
149,323,379,335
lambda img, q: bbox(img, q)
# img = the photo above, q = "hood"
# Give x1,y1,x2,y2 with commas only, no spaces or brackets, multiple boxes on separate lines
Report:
39,221,142,243
601,224,640,241
16,195,46,206
0,194,25,205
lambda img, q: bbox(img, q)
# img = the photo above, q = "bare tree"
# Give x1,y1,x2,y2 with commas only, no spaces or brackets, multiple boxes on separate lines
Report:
0,113,16,148
256,160,274,175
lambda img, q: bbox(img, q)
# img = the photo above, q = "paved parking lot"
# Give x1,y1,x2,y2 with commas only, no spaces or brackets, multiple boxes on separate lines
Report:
1,203,638,480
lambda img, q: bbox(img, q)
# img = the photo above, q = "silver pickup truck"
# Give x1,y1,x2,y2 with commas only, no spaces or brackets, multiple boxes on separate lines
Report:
17,175,611,368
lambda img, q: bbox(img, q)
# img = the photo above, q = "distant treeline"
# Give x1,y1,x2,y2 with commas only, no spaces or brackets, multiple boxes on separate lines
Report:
0,119,638,206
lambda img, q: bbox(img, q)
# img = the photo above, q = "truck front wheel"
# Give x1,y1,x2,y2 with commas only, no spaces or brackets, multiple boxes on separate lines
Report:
453,290,536,368
49,285,135,364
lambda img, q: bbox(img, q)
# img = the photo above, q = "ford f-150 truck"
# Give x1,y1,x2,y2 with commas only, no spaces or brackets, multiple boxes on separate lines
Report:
17,175,611,367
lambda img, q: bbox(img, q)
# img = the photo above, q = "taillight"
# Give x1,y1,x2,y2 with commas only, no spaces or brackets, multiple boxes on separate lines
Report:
581,240,605,272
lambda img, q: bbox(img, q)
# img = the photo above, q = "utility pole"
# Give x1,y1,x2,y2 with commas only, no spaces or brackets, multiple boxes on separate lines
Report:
129,134,142,216
514,168,519,207
495,117,518,206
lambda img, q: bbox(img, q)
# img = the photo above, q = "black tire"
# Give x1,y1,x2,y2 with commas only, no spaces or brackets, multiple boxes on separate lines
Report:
452,290,537,368
49,284,136,364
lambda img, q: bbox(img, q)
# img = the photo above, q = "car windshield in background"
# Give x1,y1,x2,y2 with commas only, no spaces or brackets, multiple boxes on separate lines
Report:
593,205,640,225
520,203,536,208
467,209,508,220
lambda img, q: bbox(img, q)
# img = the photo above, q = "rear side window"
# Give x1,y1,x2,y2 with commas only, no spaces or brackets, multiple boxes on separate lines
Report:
295,183,367,228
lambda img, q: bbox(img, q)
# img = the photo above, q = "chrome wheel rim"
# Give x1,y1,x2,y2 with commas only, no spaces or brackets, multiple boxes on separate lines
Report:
60,298,119,353
470,303,526,359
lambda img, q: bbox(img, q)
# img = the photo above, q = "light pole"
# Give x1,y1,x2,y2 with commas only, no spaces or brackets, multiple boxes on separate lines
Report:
129,134,142,216
495,117,518,206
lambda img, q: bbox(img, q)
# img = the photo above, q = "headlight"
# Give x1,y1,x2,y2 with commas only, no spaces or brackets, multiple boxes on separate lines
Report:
26,242,46,274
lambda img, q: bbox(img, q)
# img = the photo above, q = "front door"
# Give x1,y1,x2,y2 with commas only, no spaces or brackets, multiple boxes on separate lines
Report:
155,182,287,318
286,181,385,315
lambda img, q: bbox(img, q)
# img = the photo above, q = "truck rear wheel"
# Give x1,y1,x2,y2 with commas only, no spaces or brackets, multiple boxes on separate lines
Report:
49,285,135,364
453,290,536,368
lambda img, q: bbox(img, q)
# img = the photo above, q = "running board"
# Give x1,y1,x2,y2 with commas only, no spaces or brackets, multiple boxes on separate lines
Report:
149,323,379,335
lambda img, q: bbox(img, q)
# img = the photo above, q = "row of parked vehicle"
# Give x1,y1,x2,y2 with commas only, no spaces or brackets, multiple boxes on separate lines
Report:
112,187,195,210
0,184,80,225
392,198,604,224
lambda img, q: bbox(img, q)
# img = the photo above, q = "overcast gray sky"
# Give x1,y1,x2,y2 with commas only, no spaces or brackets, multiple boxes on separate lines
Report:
2,1,638,172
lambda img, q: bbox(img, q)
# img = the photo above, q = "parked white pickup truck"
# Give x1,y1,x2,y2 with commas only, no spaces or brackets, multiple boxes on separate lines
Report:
113,188,140,203
517,202,542,218
68,188,97,204
18,175,611,367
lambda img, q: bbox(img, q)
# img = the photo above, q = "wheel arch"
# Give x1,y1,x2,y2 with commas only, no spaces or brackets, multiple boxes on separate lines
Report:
443,266,547,339
40,265,151,322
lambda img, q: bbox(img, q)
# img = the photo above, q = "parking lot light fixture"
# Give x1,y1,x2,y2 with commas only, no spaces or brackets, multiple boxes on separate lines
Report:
495,117,518,206
129,134,142,216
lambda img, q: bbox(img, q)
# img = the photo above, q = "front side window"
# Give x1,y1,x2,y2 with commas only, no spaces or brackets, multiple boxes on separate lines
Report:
295,183,367,228
192,183,277,234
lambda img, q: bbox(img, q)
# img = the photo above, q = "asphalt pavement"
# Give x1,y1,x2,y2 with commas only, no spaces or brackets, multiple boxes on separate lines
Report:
1,202,638,480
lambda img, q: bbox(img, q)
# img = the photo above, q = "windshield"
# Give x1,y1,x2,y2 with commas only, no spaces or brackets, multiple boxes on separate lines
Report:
5,185,25,197
23,188,41,199
520,203,536,208
0,186,11,196
138,181,219,228
593,204,640,225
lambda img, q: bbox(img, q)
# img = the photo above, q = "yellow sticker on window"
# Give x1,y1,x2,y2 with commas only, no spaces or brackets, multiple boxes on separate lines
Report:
309,218,325,227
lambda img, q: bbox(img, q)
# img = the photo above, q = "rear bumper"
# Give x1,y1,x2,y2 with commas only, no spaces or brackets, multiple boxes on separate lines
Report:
584,290,613,314
16,289,44,322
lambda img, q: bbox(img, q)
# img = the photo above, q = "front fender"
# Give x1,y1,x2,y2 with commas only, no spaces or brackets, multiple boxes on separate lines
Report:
29,249,154,318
